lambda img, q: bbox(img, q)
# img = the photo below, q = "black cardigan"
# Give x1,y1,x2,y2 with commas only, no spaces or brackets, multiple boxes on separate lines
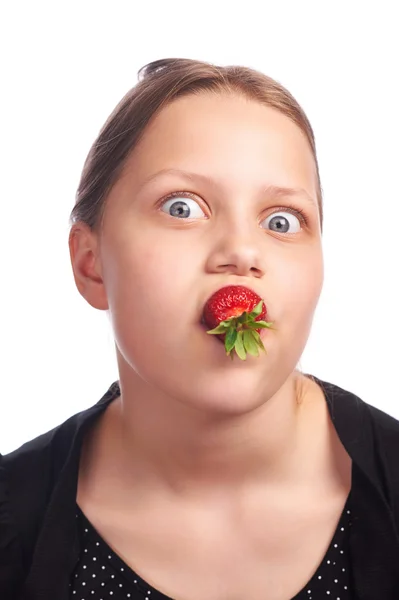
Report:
2,375,399,600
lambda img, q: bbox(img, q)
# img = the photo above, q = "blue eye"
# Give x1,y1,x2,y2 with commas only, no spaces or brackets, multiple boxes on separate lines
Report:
262,210,302,234
160,194,206,219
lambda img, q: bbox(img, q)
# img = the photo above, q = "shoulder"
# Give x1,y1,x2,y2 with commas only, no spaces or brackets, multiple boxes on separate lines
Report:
310,374,399,486
0,418,76,594
0,381,119,591
330,377,399,435
362,400,399,474
2,380,120,479
309,373,399,432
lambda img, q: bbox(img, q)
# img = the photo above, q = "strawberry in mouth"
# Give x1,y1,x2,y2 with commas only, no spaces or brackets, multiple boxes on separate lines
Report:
202,285,275,360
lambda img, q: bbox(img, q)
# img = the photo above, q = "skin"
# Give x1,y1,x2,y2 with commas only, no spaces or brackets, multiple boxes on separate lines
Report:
69,92,351,600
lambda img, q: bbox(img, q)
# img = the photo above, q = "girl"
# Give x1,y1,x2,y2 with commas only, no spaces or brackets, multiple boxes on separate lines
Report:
2,58,399,600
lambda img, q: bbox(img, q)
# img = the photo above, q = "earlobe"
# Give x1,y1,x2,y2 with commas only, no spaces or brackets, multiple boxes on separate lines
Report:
68,223,109,310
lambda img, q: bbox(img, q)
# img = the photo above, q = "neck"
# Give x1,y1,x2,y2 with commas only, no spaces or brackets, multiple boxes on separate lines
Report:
93,372,330,501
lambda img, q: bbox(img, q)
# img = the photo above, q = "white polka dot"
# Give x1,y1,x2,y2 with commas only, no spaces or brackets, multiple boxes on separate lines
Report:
318,576,322,580
83,565,87,569
121,567,124,572
341,527,345,531
342,568,346,572
334,544,338,548
334,579,338,583
93,557,97,561
96,542,100,546
108,555,112,559
102,566,105,570
84,529,88,533
92,574,96,578
82,582,86,586
119,584,123,587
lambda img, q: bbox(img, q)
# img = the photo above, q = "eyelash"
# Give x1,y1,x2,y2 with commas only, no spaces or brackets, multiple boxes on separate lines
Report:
275,203,309,226
159,191,310,227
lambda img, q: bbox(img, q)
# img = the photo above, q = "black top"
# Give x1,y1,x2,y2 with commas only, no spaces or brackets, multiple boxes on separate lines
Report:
70,494,353,599
2,375,399,600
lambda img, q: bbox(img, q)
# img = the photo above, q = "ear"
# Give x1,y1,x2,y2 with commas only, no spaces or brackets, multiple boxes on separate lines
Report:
68,222,109,310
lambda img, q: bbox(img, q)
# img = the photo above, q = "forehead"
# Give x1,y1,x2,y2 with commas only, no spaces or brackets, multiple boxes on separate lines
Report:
124,92,318,196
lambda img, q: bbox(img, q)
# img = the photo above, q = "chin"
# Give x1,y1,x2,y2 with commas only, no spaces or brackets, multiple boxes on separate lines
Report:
174,368,280,417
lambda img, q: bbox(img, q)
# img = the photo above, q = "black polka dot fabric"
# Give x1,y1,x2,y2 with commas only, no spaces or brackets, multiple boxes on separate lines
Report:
70,494,353,599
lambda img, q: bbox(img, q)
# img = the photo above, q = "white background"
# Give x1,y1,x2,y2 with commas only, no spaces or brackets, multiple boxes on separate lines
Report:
1,2,398,453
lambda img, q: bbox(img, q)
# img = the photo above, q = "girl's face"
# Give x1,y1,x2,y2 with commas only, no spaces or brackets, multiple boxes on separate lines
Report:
96,92,323,413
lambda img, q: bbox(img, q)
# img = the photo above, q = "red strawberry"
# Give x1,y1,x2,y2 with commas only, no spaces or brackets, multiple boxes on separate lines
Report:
202,285,274,360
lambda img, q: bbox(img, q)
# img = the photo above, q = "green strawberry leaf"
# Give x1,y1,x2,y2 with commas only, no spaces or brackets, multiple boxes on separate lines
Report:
234,331,246,360
206,321,231,334
225,328,238,353
243,330,260,357
251,330,266,352
250,300,264,317
248,320,274,329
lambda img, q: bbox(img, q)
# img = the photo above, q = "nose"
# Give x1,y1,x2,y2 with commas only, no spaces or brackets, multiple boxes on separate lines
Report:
205,226,265,279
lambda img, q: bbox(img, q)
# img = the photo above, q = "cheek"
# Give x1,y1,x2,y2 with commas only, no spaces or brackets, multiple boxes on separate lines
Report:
264,251,323,372
102,232,203,337
131,238,201,308
103,233,210,392
279,252,324,326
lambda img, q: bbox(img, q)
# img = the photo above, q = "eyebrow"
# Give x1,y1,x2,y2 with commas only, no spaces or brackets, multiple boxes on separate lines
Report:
139,168,317,206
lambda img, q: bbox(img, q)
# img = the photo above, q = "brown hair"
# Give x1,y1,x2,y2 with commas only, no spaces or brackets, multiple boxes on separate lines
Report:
69,58,323,234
